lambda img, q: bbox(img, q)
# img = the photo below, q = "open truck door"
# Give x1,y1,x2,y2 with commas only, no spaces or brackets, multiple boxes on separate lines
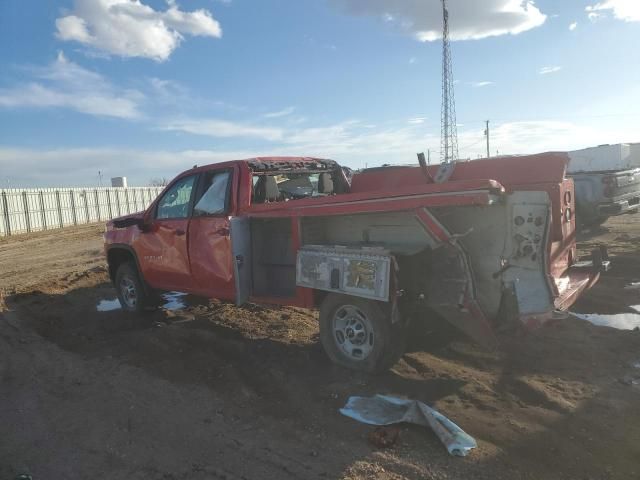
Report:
231,216,252,305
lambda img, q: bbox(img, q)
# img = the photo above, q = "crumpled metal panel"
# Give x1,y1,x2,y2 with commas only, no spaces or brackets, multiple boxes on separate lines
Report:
340,394,477,457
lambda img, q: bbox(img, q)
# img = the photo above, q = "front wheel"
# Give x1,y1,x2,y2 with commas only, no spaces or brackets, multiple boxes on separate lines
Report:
319,294,406,373
115,262,155,313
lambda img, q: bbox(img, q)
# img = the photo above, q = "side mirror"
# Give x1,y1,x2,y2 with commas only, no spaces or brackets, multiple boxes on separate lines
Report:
139,207,155,233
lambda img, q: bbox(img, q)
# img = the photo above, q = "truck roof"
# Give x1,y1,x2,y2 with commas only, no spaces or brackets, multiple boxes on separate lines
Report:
188,156,339,175
246,156,338,172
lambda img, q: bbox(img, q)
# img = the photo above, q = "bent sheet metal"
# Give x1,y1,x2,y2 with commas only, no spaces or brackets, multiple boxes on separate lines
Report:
340,394,477,456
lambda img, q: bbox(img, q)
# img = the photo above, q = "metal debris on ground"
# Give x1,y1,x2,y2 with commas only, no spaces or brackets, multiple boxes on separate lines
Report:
340,394,477,456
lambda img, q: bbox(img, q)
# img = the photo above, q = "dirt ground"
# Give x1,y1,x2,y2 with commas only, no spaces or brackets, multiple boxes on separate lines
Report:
1,217,640,480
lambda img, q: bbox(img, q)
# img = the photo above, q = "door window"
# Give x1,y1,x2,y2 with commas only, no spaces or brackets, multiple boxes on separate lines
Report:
156,175,196,219
194,170,231,216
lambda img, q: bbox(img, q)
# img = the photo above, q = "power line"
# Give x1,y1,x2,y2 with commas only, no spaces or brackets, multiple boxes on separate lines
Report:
459,137,485,151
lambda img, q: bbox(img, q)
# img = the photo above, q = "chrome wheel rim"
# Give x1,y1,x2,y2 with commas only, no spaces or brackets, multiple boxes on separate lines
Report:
119,276,137,308
332,305,374,361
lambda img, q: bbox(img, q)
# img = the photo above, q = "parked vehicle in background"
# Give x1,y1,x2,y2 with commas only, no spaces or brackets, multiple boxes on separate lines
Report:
104,154,607,372
568,144,640,227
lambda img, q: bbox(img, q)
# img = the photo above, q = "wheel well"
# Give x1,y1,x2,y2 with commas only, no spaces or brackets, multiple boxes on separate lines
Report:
313,289,328,308
107,248,136,282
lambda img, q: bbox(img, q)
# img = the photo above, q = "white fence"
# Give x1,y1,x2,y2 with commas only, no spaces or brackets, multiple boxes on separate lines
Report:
0,187,163,237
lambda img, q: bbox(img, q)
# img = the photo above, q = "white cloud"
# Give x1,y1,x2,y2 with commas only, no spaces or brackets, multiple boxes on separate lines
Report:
459,119,640,159
263,107,296,118
470,81,495,87
407,117,426,124
330,0,547,41
489,121,587,153
586,0,640,22
159,118,436,163
569,21,578,30
0,52,143,118
55,0,222,61
3,115,639,186
539,65,562,75
163,118,284,141
285,122,357,146
587,11,601,21
148,77,189,102
0,147,255,187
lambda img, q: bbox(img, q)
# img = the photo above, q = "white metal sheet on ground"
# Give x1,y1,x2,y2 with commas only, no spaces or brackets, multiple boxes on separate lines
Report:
340,395,477,457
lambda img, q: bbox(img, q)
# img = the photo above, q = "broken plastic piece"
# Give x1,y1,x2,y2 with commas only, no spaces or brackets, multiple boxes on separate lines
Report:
340,394,477,456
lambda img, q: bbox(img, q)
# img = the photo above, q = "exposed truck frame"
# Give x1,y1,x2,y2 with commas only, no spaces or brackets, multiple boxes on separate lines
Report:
105,154,607,372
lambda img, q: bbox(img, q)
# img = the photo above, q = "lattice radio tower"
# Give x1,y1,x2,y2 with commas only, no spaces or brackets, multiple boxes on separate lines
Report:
440,0,458,164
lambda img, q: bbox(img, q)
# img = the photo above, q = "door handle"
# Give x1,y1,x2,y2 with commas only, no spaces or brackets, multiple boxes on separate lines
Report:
175,228,186,236
216,227,230,236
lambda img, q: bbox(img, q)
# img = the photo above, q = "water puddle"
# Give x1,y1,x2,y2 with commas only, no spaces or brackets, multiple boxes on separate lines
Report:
160,292,188,311
572,306,640,330
96,292,188,312
96,299,122,312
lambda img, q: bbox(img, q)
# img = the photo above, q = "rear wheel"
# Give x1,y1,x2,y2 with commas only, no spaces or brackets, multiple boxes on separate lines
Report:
319,294,405,373
592,216,609,226
115,262,154,313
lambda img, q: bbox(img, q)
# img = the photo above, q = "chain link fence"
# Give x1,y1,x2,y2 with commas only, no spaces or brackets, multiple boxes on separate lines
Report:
0,187,163,237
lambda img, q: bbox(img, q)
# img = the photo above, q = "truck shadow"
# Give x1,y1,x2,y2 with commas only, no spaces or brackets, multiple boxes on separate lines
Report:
7,282,468,416
576,223,611,240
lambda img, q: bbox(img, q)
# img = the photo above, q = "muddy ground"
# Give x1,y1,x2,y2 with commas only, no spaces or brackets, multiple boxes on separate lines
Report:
1,217,640,480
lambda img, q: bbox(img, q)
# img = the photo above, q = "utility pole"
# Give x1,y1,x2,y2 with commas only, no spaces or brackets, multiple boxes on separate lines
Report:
440,0,458,164
484,120,490,158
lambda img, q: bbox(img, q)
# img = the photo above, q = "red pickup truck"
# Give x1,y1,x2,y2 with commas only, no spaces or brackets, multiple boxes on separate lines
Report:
105,154,607,372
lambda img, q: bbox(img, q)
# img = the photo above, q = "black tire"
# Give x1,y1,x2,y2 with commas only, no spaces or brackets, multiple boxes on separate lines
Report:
114,262,154,313
577,215,609,230
591,216,609,227
319,294,406,373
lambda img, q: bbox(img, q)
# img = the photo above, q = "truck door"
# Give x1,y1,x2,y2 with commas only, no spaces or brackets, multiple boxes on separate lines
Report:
138,174,197,291
188,168,236,300
230,216,252,305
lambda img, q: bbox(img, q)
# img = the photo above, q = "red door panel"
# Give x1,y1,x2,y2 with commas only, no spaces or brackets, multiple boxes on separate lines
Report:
188,217,234,299
137,218,193,291
134,173,197,292
186,168,236,300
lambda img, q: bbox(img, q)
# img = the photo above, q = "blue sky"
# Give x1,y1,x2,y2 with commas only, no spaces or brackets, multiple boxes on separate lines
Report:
0,0,639,187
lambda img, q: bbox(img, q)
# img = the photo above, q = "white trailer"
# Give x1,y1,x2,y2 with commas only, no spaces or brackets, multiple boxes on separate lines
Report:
568,144,640,173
